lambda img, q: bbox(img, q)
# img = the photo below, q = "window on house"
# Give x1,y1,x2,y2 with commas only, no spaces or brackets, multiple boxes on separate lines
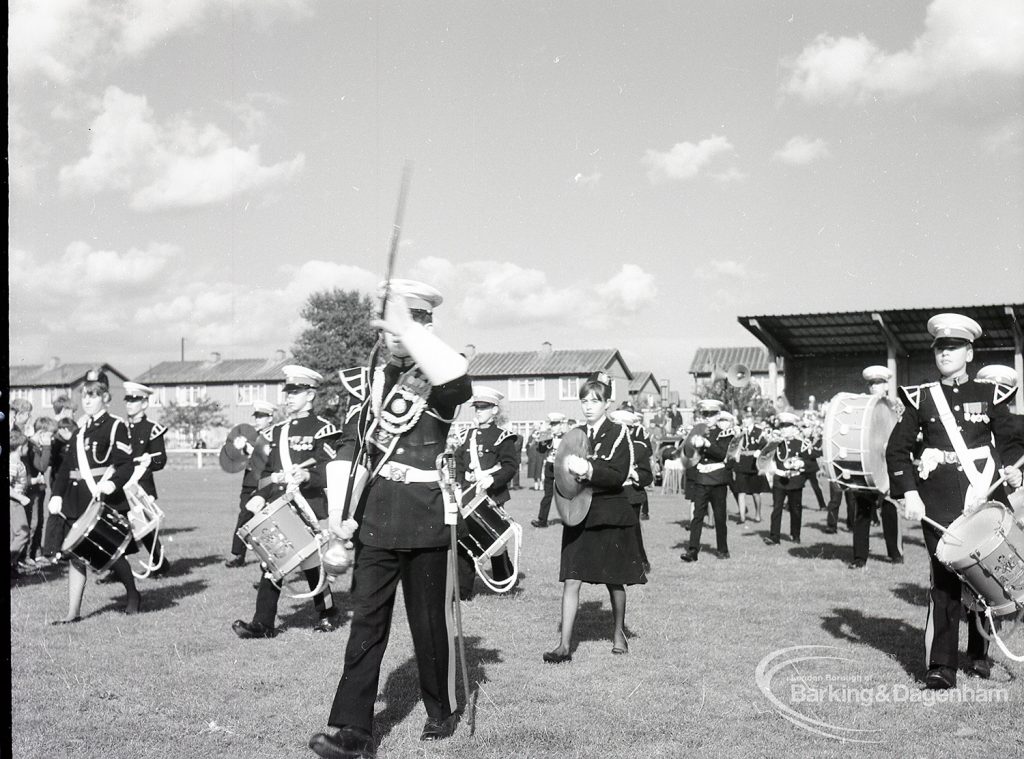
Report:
148,387,165,407
559,377,581,400
507,378,544,401
176,385,205,406
236,384,266,405
11,388,33,403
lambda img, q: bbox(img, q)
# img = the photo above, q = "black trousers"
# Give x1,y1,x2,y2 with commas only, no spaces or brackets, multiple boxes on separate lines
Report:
850,490,902,562
536,463,555,521
922,523,987,668
688,483,728,553
825,481,851,530
770,487,802,541
22,489,47,559
231,491,254,557
806,474,827,510
329,544,455,733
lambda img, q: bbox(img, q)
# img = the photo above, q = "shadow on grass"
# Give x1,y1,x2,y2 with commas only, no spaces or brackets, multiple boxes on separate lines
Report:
277,586,354,632
372,634,502,744
159,526,198,537
787,542,855,562
89,578,209,618
821,607,921,679
891,581,928,607
144,552,222,578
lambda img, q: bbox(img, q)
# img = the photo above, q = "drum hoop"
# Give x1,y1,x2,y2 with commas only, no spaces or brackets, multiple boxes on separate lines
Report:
61,499,105,550
938,506,1015,564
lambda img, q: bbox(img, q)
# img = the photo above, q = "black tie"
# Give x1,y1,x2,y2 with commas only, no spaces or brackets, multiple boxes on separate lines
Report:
588,428,596,446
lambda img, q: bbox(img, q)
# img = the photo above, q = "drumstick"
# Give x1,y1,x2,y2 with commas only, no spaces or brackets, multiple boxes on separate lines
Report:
884,496,964,545
983,452,1024,501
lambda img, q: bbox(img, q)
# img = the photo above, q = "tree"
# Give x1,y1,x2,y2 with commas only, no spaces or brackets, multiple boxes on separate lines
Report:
160,397,229,446
290,288,378,421
692,378,774,420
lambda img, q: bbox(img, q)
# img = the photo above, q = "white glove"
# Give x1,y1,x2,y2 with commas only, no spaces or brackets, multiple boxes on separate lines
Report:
48,496,63,515
565,455,591,479
233,436,248,451
329,516,359,540
136,452,153,469
98,481,116,495
476,473,494,491
245,495,266,514
902,491,926,521
1003,466,1023,490
691,435,707,449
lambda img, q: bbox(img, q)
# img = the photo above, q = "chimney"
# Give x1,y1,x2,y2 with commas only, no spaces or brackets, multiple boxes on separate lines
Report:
540,341,552,356
45,356,60,370
464,344,476,360
274,349,286,362
209,351,222,365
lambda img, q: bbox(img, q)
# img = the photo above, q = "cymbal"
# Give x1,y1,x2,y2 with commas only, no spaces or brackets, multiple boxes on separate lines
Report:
552,427,593,527
219,423,258,473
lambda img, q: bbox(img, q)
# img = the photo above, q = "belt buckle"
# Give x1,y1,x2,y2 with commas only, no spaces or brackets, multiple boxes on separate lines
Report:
387,464,405,483
943,452,958,465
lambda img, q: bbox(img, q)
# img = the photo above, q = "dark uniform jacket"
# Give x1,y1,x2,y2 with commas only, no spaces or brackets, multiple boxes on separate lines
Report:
886,377,1022,524
240,429,274,497
52,411,134,519
772,437,807,491
124,414,167,498
454,423,518,506
734,423,770,475
579,418,636,528
255,411,338,521
624,425,654,506
336,362,473,550
692,424,734,486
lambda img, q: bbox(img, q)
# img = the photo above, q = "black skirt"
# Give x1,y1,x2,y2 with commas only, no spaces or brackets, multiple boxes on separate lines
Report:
559,521,647,586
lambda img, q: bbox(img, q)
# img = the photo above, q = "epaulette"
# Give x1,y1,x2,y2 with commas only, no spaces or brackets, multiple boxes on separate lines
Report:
452,426,470,446
495,427,515,445
150,423,167,440
339,366,369,401
344,405,361,424
898,382,937,410
258,427,274,441
314,418,341,440
993,382,1016,406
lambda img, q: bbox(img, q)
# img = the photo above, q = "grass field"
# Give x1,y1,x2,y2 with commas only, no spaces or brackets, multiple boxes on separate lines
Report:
10,467,1024,758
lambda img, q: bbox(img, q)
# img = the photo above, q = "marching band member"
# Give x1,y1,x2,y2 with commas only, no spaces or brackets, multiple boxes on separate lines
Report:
454,386,519,600
224,401,276,568
232,366,341,638
122,382,170,576
886,314,1023,689
732,406,769,523
531,412,567,528
801,417,827,511
763,411,807,546
309,280,472,758
542,373,646,663
681,399,735,561
847,366,903,569
47,369,142,622
611,408,653,573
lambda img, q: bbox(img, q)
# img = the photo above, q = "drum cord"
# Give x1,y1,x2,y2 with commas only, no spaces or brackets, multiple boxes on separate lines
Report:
475,522,522,594
975,606,1024,662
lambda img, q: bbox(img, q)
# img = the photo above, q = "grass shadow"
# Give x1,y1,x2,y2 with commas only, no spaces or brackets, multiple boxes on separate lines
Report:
568,600,613,647
159,526,198,537
892,581,928,607
152,552,222,577
787,542,855,562
277,587,354,632
89,578,210,617
821,606,922,680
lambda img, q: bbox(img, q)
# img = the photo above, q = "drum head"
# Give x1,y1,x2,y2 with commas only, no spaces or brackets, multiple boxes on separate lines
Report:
553,427,593,526
937,503,1008,564
61,499,103,550
864,397,897,492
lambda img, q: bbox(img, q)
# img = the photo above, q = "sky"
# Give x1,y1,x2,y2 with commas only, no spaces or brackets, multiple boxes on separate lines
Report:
9,0,1024,393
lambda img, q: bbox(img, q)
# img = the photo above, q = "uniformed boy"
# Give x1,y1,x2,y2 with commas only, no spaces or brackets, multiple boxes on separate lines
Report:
681,399,735,561
309,280,472,759
846,366,903,569
122,382,170,576
886,313,1024,688
225,400,276,568
531,412,567,528
454,386,520,600
763,411,807,545
232,366,341,638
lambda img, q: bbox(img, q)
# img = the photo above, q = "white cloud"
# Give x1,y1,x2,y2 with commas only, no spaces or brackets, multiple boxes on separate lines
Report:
773,136,831,165
9,0,313,84
783,0,1024,102
595,265,656,312
59,87,304,211
643,135,736,183
8,106,51,194
694,260,749,282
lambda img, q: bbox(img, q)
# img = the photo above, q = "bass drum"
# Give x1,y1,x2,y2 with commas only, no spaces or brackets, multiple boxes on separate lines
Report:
822,392,898,492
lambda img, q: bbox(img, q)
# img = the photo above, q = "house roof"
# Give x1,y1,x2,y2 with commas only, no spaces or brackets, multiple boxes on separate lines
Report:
737,304,1023,358
134,358,292,385
689,347,781,375
9,362,130,387
467,348,632,379
628,371,661,393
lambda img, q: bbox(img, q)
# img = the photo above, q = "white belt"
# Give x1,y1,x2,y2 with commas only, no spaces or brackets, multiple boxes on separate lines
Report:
378,462,441,484
696,462,726,474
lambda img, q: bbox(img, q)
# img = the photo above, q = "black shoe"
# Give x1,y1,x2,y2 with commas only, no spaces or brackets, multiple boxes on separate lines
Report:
890,555,905,564
531,519,549,528
680,549,699,563
967,657,992,679
640,513,650,521
232,619,278,639
543,649,572,664
309,726,375,759
95,572,116,585
791,536,801,544
823,527,838,535
124,594,143,615
224,555,246,568
718,551,731,560
763,537,780,546
50,616,82,626
420,713,458,742
925,666,957,690
313,612,342,633
848,559,867,569
150,560,171,578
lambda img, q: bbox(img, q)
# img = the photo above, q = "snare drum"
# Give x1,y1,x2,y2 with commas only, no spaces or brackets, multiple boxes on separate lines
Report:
236,495,325,583
61,499,134,572
459,495,522,593
822,392,898,492
936,502,1024,617
125,483,165,541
